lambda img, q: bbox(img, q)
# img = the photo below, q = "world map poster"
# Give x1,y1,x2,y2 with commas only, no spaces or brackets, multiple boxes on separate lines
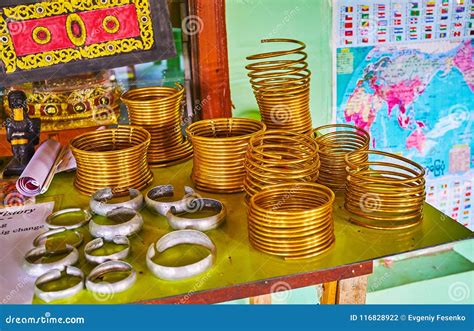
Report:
335,39,474,229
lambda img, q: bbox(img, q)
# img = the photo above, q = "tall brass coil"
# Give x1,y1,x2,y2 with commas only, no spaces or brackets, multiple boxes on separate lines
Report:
311,124,370,192
248,183,335,260
246,38,312,134
69,125,153,196
186,118,266,193
121,84,193,167
345,150,426,230
244,130,320,202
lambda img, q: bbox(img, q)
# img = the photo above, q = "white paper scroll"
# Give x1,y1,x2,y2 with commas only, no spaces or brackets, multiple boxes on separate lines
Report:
16,140,63,197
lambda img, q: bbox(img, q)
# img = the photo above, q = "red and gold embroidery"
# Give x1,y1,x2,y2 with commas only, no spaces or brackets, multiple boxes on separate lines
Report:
0,0,155,74
32,26,52,45
66,13,87,47
103,15,121,34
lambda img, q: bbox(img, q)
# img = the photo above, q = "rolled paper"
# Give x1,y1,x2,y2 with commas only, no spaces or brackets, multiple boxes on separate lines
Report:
16,140,62,197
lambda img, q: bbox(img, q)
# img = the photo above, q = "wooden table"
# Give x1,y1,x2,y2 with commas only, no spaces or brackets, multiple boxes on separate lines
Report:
33,160,472,304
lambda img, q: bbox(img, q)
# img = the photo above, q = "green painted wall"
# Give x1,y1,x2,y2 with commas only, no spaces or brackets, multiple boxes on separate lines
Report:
367,271,474,304
226,0,333,127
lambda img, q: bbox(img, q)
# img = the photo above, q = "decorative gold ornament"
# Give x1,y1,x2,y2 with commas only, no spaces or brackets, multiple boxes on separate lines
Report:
73,102,87,113
32,26,52,45
3,71,121,131
44,104,59,116
66,13,87,47
102,15,120,34
248,182,335,260
0,0,154,74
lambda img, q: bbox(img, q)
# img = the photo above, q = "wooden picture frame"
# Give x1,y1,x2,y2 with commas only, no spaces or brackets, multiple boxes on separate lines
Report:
185,0,232,119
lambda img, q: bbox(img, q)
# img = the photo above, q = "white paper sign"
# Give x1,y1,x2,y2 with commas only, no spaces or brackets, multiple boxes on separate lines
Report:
0,202,55,304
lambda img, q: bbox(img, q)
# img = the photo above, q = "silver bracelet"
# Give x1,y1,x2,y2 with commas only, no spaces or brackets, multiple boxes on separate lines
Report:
165,198,226,231
34,266,84,303
146,230,216,280
33,228,83,248
145,185,197,216
24,245,79,277
84,236,131,264
46,208,92,230
89,207,143,240
90,188,143,216
86,260,136,294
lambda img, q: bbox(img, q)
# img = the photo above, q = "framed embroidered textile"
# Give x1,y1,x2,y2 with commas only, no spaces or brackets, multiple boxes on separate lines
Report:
0,0,175,86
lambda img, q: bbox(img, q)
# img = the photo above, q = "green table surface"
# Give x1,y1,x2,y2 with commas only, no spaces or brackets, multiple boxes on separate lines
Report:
33,160,472,304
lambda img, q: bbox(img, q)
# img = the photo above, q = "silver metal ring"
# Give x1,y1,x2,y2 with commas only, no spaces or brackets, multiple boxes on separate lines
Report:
24,245,79,277
86,260,136,294
90,188,143,216
33,228,83,248
89,207,143,240
46,208,92,230
84,236,131,264
146,230,216,280
145,185,196,216
165,198,226,231
34,266,84,303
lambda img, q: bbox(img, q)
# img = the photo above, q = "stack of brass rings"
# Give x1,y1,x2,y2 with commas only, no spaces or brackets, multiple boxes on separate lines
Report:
248,183,335,260
311,124,370,192
186,118,266,193
244,130,320,202
246,39,312,133
69,125,153,196
121,83,193,167
345,150,426,230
